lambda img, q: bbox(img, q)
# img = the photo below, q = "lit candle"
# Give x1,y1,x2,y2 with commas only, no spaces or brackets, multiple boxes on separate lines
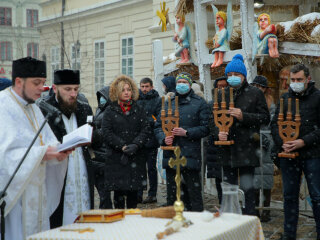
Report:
296,99,299,115
280,98,283,114
222,88,225,102
168,97,172,110
214,88,218,103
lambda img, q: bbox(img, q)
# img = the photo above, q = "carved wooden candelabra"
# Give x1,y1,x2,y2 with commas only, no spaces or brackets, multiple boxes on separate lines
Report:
278,98,301,158
161,96,179,151
213,87,234,145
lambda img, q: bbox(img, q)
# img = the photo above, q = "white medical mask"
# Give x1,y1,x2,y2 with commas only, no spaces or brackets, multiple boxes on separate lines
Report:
290,82,305,93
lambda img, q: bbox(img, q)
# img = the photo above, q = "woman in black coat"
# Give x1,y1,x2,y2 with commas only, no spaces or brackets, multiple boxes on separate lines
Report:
91,86,113,209
102,75,151,208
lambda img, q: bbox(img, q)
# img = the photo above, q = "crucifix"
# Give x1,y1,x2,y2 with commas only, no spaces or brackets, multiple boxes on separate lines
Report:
168,146,187,222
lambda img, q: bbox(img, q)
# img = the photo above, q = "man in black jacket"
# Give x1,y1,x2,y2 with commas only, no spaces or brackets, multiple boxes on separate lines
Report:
155,72,210,211
137,77,161,203
210,54,270,215
271,64,320,240
39,69,95,228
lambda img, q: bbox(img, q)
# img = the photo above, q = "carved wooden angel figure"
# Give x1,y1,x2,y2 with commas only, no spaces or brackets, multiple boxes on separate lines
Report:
211,0,233,68
255,13,279,58
173,13,191,63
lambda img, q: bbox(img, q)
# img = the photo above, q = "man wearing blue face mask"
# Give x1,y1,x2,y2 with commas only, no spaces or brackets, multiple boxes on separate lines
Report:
271,64,320,240
209,54,270,216
154,72,210,211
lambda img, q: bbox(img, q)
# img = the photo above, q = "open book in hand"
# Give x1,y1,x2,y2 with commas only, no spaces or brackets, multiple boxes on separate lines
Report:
57,123,93,152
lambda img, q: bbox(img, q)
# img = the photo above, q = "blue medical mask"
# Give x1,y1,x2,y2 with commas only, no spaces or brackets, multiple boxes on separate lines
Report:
99,97,107,105
176,83,190,95
290,82,305,93
227,76,242,87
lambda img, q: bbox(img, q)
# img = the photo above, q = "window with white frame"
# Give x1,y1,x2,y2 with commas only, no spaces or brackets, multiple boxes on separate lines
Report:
121,37,133,78
26,9,38,27
0,7,12,26
27,42,39,58
0,41,12,60
51,46,60,83
94,41,105,92
71,43,81,70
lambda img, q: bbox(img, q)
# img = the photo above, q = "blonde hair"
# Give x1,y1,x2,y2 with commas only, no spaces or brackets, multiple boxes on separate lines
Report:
258,13,270,25
175,13,185,23
109,74,139,102
217,11,227,24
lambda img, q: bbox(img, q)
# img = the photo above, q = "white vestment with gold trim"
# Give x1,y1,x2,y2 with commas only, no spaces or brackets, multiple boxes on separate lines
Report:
0,89,68,240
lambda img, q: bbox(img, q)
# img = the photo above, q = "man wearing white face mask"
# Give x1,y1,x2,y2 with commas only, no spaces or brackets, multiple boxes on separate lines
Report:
209,54,270,216
271,64,320,240
154,72,210,211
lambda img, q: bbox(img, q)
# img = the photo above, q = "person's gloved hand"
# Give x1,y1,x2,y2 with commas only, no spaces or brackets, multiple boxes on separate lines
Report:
123,144,138,155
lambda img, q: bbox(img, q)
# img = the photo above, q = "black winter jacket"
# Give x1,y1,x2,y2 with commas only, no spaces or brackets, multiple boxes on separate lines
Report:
92,86,110,164
101,101,151,191
209,82,270,168
137,89,161,149
39,94,96,209
154,89,210,170
271,82,320,160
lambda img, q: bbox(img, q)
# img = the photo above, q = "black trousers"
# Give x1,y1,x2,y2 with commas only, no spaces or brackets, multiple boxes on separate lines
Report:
95,171,112,209
166,168,203,212
114,190,138,209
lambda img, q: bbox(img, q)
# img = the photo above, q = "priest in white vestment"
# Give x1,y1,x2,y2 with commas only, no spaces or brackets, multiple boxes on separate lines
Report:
0,57,70,240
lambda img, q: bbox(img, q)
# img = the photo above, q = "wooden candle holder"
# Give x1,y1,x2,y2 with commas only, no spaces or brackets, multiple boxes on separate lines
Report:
161,96,179,151
213,87,234,145
278,98,301,158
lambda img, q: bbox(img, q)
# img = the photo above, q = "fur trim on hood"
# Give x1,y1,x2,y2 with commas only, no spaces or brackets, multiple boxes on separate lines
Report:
109,75,139,102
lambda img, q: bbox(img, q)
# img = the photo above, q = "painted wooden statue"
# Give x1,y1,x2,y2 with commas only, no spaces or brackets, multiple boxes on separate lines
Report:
173,13,191,63
211,1,233,68
256,13,279,58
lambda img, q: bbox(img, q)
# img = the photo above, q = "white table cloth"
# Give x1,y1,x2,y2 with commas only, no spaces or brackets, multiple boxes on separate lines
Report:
27,212,264,240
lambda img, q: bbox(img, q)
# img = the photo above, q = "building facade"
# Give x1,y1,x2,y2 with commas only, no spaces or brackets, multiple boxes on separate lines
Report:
39,0,176,107
0,0,41,79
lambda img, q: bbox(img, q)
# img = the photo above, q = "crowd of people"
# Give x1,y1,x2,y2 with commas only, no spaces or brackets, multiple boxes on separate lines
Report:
0,55,319,240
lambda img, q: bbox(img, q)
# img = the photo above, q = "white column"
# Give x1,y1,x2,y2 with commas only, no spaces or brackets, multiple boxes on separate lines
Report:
240,0,257,83
194,0,212,101
152,39,164,96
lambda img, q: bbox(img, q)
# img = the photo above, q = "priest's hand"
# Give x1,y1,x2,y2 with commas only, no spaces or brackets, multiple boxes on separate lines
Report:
43,146,71,162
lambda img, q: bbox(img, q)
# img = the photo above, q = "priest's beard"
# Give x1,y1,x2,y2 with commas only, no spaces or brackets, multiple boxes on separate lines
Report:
57,90,77,117
22,83,35,104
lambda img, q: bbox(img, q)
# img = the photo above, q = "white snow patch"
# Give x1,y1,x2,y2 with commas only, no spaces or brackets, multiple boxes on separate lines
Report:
279,12,320,33
311,24,320,37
